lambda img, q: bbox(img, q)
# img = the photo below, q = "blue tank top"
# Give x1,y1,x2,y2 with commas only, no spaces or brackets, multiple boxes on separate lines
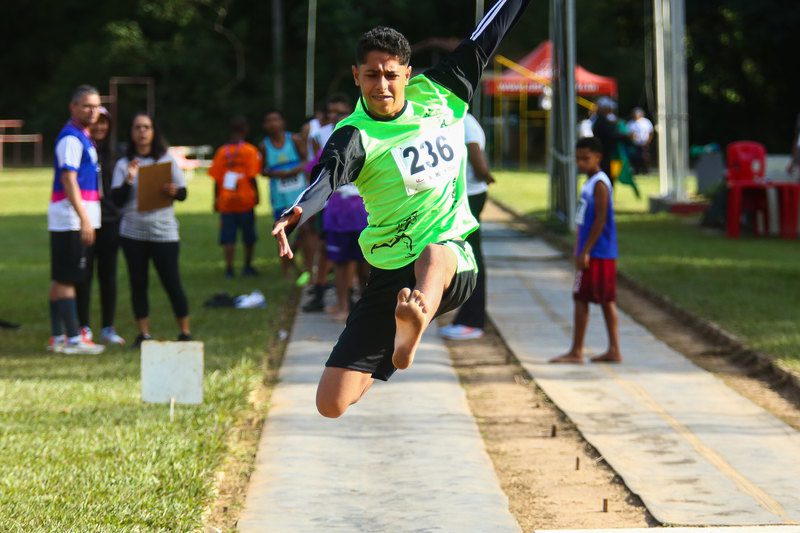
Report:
575,171,618,259
263,133,306,209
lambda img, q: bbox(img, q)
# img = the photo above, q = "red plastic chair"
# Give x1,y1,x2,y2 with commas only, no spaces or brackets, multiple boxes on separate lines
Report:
726,141,770,237
726,141,766,181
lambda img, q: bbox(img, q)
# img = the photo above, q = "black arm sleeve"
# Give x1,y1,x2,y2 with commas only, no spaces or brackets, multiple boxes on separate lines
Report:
425,0,531,102
110,182,131,207
284,125,366,233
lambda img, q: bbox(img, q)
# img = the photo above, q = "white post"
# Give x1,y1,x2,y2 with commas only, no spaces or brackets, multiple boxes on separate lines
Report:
565,0,577,231
305,0,317,117
671,0,689,201
653,0,670,197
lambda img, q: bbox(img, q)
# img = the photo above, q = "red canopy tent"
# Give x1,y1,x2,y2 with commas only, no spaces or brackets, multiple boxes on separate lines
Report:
483,40,618,97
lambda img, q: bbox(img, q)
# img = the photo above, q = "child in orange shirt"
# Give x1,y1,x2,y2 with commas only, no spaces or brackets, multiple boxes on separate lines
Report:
208,116,263,277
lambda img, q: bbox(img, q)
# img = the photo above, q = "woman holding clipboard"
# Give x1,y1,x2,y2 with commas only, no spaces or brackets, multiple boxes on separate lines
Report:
111,113,191,348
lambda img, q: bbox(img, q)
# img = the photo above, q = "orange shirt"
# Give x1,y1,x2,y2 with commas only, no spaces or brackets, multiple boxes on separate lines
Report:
208,141,262,213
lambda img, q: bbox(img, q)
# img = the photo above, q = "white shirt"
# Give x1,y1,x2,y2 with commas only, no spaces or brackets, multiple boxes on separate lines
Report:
312,123,334,155
111,153,186,242
628,116,654,146
464,114,488,196
306,118,321,160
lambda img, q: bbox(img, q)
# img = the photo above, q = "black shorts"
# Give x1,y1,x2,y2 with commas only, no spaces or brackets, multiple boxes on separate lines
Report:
220,211,257,245
50,231,91,284
326,240,477,381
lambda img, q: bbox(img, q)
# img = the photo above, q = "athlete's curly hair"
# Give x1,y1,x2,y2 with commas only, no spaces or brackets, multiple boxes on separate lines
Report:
356,26,411,66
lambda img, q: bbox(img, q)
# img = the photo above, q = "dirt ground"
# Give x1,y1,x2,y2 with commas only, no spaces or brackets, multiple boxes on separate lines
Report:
441,315,657,531
440,202,800,531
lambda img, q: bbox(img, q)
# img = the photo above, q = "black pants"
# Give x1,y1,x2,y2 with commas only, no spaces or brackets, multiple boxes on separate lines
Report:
453,192,487,328
76,222,120,329
120,237,189,320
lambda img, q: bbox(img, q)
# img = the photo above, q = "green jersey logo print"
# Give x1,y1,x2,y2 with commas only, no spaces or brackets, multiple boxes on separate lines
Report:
391,123,464,196
370,211,419,257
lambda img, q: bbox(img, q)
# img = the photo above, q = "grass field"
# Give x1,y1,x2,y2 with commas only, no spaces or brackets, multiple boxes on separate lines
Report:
0,168,292,530
491,171,800,370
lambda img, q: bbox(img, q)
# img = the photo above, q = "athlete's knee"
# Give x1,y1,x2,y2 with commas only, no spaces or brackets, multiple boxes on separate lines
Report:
419,243,446,266
316,395,349,418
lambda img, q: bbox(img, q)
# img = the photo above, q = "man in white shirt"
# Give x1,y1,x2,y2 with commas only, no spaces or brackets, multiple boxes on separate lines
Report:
627,107,654,174
439,113,494,341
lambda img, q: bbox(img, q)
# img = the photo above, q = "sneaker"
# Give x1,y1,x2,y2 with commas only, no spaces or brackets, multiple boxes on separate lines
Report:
81,326,93,343
439,324,484,341
242,265,259,277
132,333,153,349
47,335,66,353
62,337,105,355
302,285,325,313
224,268,235,279
177,332,193,341
101,327,126,346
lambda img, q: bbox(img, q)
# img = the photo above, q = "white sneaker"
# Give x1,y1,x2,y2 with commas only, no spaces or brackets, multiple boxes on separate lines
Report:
81,326,94,343
62,337,105,355
101,327,126,345
439,324,484,341
47,335,66,353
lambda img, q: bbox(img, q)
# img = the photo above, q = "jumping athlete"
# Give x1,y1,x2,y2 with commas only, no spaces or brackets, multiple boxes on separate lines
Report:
273,0,531,418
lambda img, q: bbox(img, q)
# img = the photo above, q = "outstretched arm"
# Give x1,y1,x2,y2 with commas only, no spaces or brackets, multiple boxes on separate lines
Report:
272,125,366,258
426,0,532,102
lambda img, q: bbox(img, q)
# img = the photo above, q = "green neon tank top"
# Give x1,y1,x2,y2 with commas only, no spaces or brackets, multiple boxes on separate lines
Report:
336,74,479,270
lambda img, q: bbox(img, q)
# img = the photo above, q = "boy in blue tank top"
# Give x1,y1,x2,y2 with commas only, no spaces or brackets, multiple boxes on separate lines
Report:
260,109,308,279
550,136,622,364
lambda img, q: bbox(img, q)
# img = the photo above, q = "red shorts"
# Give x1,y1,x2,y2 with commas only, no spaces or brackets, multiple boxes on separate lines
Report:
573,258,616,304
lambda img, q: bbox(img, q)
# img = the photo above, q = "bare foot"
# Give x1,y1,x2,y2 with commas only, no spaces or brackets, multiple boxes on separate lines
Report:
590,351,622,363
392,288,428,370
548,352,584,364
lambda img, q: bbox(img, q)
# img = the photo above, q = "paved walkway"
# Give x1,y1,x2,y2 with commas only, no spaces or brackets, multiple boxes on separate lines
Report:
239,294,519,531
482,219,800,527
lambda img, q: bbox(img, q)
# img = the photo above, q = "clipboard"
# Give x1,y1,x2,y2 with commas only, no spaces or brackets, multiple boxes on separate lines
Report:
137,162,173,212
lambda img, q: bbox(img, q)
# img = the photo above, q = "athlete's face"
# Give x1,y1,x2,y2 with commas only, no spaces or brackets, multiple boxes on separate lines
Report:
576,148,602,175
90,115,110,142
352,51,411,119
70,93,101,128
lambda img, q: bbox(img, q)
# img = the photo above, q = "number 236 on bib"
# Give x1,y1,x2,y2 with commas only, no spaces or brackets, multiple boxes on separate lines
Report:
391,125,464,196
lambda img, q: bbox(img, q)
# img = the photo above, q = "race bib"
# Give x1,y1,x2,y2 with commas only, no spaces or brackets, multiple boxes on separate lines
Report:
276,174,305,194
575,197,588,226
223,171,241,191
391,123,464,196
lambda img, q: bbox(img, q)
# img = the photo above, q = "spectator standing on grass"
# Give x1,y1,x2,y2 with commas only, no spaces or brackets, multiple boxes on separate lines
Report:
47,85,105,354
592,97,623,179
111,113,191,348
550,137,621,365
261,109,307,280
208,116,262,278
627,107,654,175
304,93,357,313
75,106,126,346
439,113,494,341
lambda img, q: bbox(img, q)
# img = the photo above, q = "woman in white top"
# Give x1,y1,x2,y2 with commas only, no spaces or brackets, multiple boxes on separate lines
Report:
111,113,191,347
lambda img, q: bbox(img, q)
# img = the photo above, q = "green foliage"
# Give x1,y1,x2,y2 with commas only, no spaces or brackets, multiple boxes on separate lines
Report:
1,1,798,151
0,168,292,529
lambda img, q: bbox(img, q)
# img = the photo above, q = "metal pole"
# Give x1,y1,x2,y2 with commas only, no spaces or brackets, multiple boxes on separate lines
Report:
473,0,485,119
653,0,670,197
305,0,317,117
272,0,285,109
565,0,577,231
672,0,689,201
